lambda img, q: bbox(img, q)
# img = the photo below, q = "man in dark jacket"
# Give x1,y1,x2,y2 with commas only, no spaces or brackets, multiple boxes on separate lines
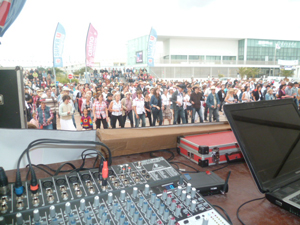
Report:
190,85,204,123
171,84,187,124
217,85,225,112
206,86,220,122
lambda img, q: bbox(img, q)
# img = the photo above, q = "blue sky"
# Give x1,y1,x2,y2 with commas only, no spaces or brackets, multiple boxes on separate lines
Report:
0,0,300,67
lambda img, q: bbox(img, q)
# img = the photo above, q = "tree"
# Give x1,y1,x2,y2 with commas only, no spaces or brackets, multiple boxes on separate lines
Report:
280,69,294,78
73,67,92,76
237,67,248,78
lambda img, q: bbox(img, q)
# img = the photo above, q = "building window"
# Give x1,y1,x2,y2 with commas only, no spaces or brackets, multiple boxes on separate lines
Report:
206,56,221,61
171,55,187,60
223,56,236,61
189,55,205,60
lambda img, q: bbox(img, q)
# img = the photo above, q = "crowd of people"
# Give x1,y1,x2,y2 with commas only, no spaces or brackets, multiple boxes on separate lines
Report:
23,67,299,130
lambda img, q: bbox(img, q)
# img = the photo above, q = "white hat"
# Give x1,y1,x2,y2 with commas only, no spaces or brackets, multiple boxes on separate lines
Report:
210,86,216,90
62,87,71,91
104,87,108,90
58,83,63,87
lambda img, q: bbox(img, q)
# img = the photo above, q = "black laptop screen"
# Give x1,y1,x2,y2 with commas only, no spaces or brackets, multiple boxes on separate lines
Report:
228,102,300,189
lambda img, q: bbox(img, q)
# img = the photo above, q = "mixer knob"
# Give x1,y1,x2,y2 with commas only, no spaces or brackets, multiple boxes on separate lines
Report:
116,208,122,220
65,202,71,215
131,172,136,177
147,207,152,218
111,175,116,181
202,216,209,225
124,221,129,225
99,205,105,218
168,217,175,225
104,219,111,225
159,203,165,215
191,187,196,198
171,200,176,211
175,205,181,217
113,181,119,188
69,213,75,224
134,211,139,222
163,209,170,221
127,166,131,173
151,193,156,203
120,190,126,201
126,199,132,210
101,212,108,224
162,190,168,200
150,213,156,224
155,197,161,209
186,183,192,193
142,201,148,212
191,200,197,211
80,199,86,211
166,194,172,205
186,195,191,206
132,187,138,198
135,177,140,182
86,216,92,225
51,217,58,225
177,186,182,196
130,204,135,215
181,190,187,201
33,209,40,222
0,216,6,225
84,209,90,222
179,176,184,185
139,196,144,207
49,205,56,218
119,214,125,224
138,217,143,225
107,192,113,204
144,184,150,195
113,203,119,214
94,196,100,208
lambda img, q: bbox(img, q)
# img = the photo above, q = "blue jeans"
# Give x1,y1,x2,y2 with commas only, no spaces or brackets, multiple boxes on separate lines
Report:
209,107,219,122
135,113,146,127
192,108,204,123
151,108,162,126
173,106,186,124
42,124,53,130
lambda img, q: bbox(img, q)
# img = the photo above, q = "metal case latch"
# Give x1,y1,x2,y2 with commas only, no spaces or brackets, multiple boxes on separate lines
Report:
212,147,220,164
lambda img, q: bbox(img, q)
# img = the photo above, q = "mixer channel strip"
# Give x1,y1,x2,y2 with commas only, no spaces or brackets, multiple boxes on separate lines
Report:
0,157,231,225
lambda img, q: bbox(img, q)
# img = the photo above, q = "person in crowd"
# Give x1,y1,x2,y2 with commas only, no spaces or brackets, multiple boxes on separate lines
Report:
121,92,134,128
184,90,192,123
278,84,287,99
171,84,187,124
29,111,39,128
224,88,235,104
144,92,152,126
81,108,93,130
59,95,76,130
242,86,253,102
190,85,204,123
217,85,225,112
81,93,93,118
253,85,264,101
45,88,58,130
151,87,163,126
93,93,109,129
206,86,220,122
38,94,54,129
233,89,239,102
133,90,146,127
265,89,275,100
109,93,124,128
161,89,172,125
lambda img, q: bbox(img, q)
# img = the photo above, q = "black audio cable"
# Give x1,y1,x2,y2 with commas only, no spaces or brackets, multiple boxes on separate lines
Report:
169,161,201,173
149,149,175,162
15,139,112,196
236,197,265,225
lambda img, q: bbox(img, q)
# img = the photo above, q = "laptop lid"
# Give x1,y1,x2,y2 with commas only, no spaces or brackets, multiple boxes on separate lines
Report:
224,99,300,193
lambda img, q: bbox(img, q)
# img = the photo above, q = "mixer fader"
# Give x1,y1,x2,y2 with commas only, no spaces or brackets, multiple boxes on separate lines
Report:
0,157,230,224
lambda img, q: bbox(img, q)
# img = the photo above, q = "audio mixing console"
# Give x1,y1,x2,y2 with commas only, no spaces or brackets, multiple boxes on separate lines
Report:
0,157,230,225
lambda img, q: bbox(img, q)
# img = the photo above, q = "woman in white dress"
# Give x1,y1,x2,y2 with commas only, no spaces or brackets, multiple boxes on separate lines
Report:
59,95,76,130
109,93,124,128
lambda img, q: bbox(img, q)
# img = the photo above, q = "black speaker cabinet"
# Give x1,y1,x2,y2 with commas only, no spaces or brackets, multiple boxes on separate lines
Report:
0,67,27,128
